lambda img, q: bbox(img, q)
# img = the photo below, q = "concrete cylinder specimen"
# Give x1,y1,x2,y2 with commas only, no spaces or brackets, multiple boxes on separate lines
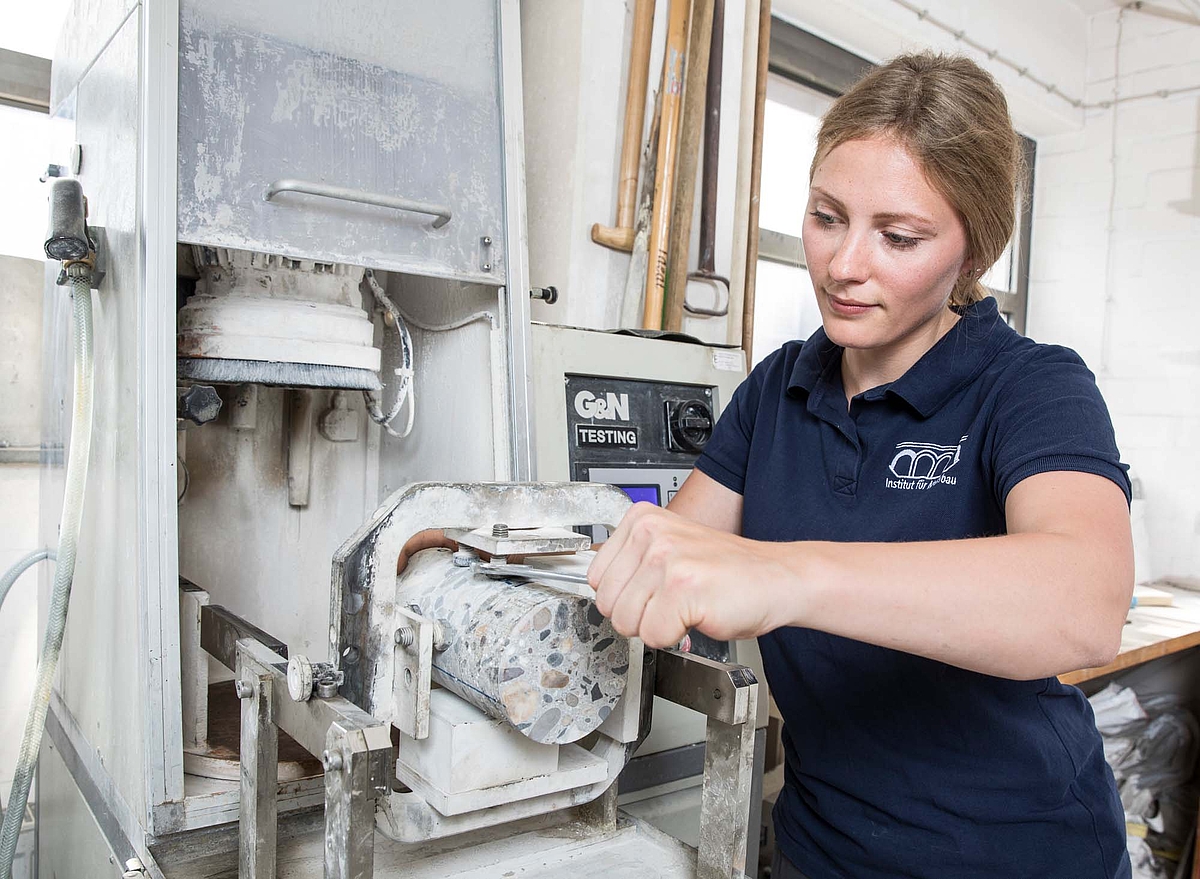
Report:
398,550,629,744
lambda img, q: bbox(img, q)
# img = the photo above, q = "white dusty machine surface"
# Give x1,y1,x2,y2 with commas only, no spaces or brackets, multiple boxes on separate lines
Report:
32,0,766,876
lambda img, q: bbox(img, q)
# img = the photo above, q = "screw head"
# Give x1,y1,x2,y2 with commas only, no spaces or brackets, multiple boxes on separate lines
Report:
235,680,254,700
712,688,723,701
322,749,344,773
482,236,492,246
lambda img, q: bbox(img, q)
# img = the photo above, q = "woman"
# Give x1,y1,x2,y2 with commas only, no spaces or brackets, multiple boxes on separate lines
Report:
589,53,1134,878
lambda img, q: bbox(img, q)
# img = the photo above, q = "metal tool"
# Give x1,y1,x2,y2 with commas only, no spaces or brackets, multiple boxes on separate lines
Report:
472,560,591,586
685,0,732,318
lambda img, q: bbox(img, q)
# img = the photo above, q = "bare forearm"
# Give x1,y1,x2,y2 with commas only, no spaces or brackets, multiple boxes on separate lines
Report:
781,533,1132,680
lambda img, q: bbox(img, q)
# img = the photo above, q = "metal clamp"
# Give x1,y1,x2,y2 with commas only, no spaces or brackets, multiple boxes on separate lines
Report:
263,178,452,229
392,606,435,740
654,649,760,879
234,638,392,879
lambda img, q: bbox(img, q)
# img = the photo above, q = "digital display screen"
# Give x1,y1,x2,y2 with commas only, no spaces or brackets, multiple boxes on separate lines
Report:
617,484,662,506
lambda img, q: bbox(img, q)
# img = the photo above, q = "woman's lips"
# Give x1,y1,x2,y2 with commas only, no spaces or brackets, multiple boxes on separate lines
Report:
827,294,877,316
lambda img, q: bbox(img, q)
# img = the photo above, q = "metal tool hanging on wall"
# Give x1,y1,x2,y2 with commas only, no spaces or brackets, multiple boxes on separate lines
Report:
683,0,731,320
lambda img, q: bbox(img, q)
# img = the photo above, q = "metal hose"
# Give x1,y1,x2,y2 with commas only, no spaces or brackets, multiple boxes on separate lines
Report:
0,270,94,874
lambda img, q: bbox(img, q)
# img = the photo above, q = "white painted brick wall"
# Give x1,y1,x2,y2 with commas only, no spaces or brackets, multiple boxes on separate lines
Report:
1029,8,1200,579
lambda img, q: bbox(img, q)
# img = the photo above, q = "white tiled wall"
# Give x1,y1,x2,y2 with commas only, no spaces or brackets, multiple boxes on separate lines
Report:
1028,10,1200,580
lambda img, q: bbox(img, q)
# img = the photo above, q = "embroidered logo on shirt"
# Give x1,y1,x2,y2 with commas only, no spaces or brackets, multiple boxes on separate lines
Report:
886,435,968,490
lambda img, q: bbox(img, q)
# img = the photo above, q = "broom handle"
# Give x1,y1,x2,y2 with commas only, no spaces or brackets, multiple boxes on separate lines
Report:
642,0,690,330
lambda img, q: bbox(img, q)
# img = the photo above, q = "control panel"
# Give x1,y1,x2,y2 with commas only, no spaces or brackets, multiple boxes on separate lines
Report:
565,374,715,511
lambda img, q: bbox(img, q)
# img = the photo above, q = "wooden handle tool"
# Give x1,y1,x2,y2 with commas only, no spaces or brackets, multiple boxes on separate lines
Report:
663,0,716,332
642,0,690,330
591,0,657,253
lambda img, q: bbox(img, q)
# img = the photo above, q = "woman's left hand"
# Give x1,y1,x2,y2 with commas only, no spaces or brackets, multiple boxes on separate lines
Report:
587,502,786,648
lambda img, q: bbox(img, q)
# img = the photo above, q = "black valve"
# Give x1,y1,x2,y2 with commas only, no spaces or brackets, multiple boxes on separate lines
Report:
178,384,222,425
667,399,714,453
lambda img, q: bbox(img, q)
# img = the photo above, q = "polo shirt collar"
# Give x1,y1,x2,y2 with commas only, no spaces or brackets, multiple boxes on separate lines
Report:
786,297,1008,418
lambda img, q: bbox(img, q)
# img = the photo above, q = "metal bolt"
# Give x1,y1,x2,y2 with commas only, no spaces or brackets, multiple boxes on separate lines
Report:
482,262,492,271
322,749,344,773
482,236,492,246
316,679,339,699
712,688,723,701
235,681,254,699
395,626,415,648
492,523,509,537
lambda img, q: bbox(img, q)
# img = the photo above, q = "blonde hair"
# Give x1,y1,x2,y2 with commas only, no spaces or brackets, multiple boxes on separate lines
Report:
811,52,1022,308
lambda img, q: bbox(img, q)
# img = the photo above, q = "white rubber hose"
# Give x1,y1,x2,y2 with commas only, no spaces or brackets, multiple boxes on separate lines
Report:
0,549,55,827
0,551,55,622
0,270,94,875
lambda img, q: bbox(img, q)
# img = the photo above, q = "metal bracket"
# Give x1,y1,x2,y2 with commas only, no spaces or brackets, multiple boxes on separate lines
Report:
392,605,434,740
54,225,107,289
233,637,392,879
653,648,760,879
199,603,391,879
444,524,591,557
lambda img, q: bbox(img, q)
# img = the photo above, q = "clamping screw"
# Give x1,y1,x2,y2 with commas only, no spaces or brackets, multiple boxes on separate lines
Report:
395,626,415,648
712,688,723,701
235,681,254,700
492,523,509,537
322,750,344,773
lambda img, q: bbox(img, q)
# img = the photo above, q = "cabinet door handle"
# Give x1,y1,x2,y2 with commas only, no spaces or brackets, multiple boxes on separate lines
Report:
263,179,452,229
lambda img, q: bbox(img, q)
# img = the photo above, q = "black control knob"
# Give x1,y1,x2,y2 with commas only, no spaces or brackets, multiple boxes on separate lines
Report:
668,400,713,453
177,384,222,425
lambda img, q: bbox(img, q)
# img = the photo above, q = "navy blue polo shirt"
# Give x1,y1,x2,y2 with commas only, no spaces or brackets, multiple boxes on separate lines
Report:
695,298,1132,879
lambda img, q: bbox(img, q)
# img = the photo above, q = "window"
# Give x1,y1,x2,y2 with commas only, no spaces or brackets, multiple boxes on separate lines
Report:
752,19,1035,366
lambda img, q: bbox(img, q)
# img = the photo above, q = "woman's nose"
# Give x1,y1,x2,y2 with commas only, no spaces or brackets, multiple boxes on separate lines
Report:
828,230,870,284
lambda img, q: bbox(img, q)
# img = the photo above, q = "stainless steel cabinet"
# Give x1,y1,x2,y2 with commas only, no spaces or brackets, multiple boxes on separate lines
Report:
177,0,506,284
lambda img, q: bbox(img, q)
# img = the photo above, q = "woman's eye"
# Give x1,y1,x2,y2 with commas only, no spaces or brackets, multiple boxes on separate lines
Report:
882,231,919,249
809,210,837,226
